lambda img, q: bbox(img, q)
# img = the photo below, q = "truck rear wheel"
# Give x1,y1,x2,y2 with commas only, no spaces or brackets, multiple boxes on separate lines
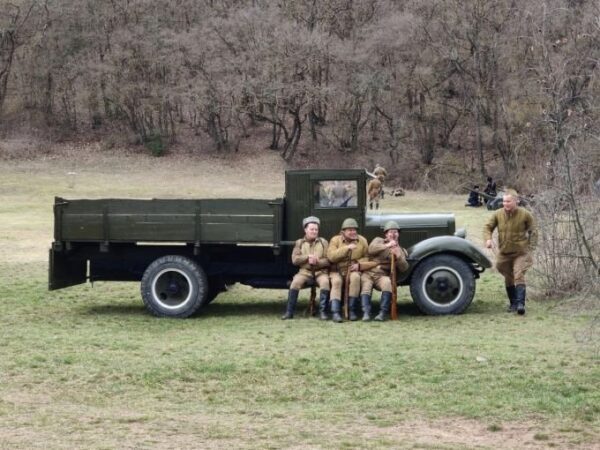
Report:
141,255,207,317
409,254,475,315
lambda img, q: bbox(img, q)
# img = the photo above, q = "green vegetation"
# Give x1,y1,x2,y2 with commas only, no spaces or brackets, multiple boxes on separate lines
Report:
0,158,598,448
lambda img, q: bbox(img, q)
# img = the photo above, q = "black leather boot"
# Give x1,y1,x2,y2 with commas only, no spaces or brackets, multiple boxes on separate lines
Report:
506,285,517,312
515,285,526,315
281,289,299,320
331,299,343,323
319,290,330,320
361,294,372,321
375,291,392,321
349,297,359,321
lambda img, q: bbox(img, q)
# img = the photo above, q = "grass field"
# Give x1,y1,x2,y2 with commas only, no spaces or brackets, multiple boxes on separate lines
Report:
0,150,598,449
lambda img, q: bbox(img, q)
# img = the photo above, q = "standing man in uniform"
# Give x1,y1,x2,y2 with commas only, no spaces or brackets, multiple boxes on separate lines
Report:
361,221,409,321
282,216,330,320
483,189,537,315
367,175,384,210
373,164,388,199
327,218,369,323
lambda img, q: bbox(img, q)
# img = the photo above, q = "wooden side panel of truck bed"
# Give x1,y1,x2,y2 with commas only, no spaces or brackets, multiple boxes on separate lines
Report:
53,198,283,244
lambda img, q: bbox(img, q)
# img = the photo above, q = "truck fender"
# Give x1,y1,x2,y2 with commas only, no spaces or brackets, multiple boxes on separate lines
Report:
406,236,492,272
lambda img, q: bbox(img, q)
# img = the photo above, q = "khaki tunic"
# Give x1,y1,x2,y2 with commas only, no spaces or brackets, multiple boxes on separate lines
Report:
289,237,330,290
367,178,383,201
361,237,409,295
327,234,371,299
483,207,537,286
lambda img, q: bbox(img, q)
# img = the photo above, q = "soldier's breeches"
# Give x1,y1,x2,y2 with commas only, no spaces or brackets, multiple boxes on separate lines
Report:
496,252,533,286
330,272,361,298
360,272,392,295
290,273,330,291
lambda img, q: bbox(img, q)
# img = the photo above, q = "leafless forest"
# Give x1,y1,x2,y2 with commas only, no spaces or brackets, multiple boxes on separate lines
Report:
1,0,598,295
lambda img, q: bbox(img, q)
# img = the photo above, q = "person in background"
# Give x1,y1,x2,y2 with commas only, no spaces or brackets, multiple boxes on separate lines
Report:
466,185,482,207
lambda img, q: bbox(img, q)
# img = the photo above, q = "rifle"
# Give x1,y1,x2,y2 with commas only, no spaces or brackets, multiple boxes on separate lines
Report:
390,252,398,320
308,265,317,317
343,251,352,320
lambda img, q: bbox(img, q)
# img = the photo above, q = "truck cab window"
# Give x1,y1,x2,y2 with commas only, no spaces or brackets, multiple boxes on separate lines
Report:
314,180,358,208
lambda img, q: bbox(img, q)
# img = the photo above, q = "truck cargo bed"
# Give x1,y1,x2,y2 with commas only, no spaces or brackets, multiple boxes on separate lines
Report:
53,197,284,245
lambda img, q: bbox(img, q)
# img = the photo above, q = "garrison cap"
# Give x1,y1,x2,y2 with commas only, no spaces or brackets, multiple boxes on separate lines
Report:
302,216,320,228
341,218,359,230
383,220,400,232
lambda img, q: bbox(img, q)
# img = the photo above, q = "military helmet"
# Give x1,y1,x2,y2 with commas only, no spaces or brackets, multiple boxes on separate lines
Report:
383,220,400,232
341,218,359,230
302,216,320,228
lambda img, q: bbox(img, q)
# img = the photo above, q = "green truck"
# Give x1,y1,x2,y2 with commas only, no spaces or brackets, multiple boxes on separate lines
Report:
49,169,492,318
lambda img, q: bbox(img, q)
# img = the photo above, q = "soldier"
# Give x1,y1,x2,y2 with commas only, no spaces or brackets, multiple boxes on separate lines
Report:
361,221,409,321
367,175,383,210
282,216,330,320
483,176,497,203
373,164,388,199
483,189,537,315
327,218,369,323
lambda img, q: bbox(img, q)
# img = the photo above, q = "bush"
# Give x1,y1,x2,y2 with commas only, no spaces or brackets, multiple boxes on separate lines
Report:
144,132,166,157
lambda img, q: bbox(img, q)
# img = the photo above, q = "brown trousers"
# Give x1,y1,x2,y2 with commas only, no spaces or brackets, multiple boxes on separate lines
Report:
360,272,392,295
290,273,330,291
495,251,533,286
330,271,361,299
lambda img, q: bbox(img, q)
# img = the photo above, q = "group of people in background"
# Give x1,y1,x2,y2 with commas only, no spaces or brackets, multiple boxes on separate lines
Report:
466,176,498,207
281,216,408,323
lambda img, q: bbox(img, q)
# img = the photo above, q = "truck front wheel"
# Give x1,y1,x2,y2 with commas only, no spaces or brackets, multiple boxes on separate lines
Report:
141,255,207,317
409,254,475,315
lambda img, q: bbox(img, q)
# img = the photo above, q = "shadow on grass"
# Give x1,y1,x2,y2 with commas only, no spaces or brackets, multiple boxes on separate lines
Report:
81,298,493,319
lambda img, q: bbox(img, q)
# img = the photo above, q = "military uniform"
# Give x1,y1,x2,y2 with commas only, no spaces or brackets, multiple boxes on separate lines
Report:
289,237,330,290
367,178,383,210
484,206,537,314
373,165,387,199
282,217,330,320
360,223,409,321
327,232,371,321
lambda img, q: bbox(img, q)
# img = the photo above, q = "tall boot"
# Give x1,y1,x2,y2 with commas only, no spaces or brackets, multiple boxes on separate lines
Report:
349,297,359,321
375,291,392,321
369,202,373,209
361,294,372,322
375,202,379,210
515,285,526,315
331,299,343,323
505,285,517,312
319,290,330,320
281,289,299,320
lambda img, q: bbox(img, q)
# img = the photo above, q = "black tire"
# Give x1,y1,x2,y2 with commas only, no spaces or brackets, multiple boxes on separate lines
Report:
141,255,207,318
409,254,476,315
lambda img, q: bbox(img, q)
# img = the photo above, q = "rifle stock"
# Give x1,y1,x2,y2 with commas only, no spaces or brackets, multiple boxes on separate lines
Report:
390,252,398,320
343,251,352,320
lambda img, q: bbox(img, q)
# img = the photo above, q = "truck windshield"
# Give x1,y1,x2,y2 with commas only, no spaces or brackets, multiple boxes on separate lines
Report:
313,180,358,208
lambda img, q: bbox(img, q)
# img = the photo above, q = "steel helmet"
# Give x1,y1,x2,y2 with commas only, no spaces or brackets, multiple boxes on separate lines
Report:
302,216,320,228
341,218,359,230
383,220,400,232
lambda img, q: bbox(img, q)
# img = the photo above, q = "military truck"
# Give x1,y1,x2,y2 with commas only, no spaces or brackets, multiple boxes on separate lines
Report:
49,169,491,318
